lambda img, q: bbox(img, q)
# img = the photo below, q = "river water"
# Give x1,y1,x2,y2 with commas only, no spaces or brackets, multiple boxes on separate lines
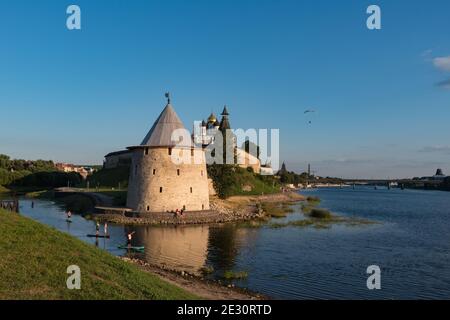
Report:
11,187,450,299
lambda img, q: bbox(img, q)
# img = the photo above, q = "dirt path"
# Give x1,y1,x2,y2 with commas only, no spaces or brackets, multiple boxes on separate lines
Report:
122,258,265,300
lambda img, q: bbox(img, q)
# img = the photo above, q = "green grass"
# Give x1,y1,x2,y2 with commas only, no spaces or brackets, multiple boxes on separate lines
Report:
224,167,280,196
261,202,295,218
223,270,248,280
0,209,198,300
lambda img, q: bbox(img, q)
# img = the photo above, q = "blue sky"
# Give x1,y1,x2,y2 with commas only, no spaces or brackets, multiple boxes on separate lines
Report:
0,0,449,178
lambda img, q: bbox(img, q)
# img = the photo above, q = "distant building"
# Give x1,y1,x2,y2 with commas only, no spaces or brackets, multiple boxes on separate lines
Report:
104,150,132,169
193,106,262,173
420,168,447,181
431,168,447,180
55,163,94,179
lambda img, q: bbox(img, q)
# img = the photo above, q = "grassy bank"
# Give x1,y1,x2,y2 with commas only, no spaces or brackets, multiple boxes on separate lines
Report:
0,209,197,300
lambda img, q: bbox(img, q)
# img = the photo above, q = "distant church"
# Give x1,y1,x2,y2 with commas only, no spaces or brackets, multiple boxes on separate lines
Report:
193,106,231,147
126,95,210,213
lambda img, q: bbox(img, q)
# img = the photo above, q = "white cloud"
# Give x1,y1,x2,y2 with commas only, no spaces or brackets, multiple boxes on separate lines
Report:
433,56,450,72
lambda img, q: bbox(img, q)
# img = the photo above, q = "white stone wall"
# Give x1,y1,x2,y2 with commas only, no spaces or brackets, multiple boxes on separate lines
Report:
127,147,210,213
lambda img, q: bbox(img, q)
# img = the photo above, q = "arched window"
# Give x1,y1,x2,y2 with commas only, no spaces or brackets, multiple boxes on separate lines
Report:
160,187,163,193
177,169,180,176
190,187,193,193
153,169,156,175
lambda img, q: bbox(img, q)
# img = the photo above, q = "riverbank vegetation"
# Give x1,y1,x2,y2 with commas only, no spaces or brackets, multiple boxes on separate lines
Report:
208,165,280,199
223,270,248,280
260,202,295,218
0,154,82,190
0,209,197,300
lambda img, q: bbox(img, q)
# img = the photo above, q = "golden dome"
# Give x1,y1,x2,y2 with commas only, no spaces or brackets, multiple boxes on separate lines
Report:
207,113,217,123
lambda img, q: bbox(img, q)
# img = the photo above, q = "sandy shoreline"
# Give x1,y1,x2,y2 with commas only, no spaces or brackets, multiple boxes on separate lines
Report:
121,257,266,300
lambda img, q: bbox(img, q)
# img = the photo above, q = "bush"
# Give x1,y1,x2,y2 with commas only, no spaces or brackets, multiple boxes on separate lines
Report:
8,171,82,188
307,196,321,203
310,208,332,219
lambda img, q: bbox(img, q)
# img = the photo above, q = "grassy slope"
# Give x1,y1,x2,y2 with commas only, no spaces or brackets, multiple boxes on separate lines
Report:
0,210,198,300
229,169,279,196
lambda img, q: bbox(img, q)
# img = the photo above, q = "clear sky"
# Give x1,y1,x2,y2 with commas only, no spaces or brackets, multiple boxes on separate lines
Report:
0,0,449,179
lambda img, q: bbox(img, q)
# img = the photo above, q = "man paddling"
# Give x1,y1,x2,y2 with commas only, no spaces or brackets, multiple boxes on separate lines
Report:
67,210,72,220
95,221,100,236
104,222,108,236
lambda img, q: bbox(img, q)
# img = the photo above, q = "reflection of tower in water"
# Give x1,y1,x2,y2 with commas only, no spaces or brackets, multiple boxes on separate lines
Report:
207,225,260,274
134,226,209,275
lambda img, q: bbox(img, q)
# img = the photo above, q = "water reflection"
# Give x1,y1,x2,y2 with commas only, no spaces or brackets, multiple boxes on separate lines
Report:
135,225,210,274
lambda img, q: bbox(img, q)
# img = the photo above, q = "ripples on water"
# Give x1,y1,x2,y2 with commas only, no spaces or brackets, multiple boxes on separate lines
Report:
15,187,450,299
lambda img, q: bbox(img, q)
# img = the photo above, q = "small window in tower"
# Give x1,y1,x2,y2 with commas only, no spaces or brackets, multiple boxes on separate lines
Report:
183,205,186,211
146,205,150,211
153,169,156,175
145,148,149,155
168,148,172,156
191,149,194,157
190,187,193,193
202,204,205,210
177,169,180,176
160,187,163,193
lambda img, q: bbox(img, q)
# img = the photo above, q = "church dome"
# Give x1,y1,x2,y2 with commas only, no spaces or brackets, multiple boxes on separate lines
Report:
207,113,217,124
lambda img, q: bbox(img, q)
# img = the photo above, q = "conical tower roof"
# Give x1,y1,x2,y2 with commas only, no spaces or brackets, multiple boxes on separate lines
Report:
139,103,189,147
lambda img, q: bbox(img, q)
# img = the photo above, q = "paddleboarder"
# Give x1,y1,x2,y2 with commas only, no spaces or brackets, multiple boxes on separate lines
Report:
127,231,136,247
95,221,100,236
104,222,108,236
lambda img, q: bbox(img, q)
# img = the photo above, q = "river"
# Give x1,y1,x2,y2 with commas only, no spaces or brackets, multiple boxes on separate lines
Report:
10,187,450,299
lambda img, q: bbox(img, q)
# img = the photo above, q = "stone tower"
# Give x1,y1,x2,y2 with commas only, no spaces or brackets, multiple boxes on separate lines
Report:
126,96,210,213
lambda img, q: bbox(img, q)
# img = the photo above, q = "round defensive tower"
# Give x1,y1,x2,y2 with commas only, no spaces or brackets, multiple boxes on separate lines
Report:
126,97,210,213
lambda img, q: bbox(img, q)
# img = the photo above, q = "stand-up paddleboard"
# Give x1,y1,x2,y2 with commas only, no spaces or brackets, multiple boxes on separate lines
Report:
118,245,144,251
87,234,111,239
66,219,73,223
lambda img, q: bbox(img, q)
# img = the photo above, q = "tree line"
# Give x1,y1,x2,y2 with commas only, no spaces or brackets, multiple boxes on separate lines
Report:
0,154,81,188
